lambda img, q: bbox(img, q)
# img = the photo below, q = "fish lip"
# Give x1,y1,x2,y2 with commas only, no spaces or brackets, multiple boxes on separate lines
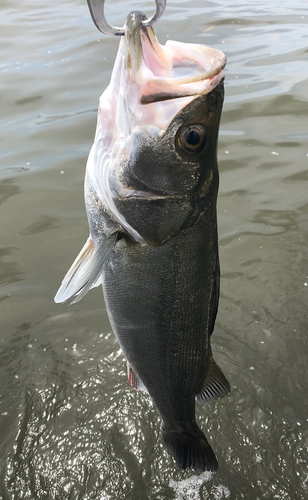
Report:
139,65,226,104
138,45,227,104
143,54,227,89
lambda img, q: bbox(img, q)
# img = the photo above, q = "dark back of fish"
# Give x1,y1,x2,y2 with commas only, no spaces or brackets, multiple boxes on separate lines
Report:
102,82,230,471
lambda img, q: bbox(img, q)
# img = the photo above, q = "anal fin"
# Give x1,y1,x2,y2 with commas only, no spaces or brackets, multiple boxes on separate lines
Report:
196,355,230,404
127,363,148,393
54,233,118,305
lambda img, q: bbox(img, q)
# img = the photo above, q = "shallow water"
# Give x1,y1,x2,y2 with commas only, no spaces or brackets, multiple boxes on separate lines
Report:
1,0,308,498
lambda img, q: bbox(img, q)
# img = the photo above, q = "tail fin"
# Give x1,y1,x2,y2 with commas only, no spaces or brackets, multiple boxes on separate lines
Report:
162,424,218,472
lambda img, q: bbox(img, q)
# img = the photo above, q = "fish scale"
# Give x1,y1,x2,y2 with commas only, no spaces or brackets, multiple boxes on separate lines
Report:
55,11,230,471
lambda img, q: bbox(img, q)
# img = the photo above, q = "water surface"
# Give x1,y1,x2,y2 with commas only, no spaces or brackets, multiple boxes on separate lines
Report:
1,0,308,498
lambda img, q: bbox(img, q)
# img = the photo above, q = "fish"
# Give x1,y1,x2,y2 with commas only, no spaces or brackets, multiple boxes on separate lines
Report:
55,11,230,472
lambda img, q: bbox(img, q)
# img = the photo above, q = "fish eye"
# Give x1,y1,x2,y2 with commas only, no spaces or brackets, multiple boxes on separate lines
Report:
185,130,200,146
177,125,208,155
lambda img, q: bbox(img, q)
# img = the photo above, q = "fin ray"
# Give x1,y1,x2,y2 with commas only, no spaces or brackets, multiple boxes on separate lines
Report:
127,363,148,393
54,233,118,304
162,424,218,472
196,355,230,404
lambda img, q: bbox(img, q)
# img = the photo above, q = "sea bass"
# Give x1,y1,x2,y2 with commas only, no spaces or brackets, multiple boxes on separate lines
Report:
55,11,230,471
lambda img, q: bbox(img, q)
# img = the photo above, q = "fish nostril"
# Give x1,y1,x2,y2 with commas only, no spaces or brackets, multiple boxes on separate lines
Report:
208,94,217,112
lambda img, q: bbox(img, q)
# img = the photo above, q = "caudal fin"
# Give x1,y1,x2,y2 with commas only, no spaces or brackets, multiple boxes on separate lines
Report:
162,424,218,472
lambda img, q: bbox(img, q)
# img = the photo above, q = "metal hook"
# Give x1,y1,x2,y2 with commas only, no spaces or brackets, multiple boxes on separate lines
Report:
86,0,167,36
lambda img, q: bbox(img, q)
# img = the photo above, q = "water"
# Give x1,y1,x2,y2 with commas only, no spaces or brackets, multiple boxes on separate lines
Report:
1,0,308,498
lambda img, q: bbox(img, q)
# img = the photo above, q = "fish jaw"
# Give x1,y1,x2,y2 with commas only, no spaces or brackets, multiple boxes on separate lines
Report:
100,10,226,131
124,11,226,105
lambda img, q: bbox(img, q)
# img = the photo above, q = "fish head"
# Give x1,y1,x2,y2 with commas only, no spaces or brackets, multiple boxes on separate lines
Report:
88,11,226,244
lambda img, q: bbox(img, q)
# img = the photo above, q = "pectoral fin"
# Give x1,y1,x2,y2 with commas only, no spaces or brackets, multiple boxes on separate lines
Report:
196,356,230,404
54,233,118,305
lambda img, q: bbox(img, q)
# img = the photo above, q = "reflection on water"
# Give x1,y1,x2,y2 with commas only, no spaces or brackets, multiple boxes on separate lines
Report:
1,0,308,498
0,247,22,289
20,216,59,235
0,179,21,207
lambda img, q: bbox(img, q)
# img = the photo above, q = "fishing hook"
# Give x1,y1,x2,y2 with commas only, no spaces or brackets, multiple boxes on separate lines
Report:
86,0,167,36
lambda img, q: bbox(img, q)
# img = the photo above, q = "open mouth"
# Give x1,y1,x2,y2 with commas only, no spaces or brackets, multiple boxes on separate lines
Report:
126,16,226,105
96,12,226,134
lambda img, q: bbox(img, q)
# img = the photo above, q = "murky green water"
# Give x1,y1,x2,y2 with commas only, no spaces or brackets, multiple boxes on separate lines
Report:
1,0,308,498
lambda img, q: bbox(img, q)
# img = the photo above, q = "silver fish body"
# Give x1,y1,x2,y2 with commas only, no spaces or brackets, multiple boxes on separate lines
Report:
55,11,230,471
